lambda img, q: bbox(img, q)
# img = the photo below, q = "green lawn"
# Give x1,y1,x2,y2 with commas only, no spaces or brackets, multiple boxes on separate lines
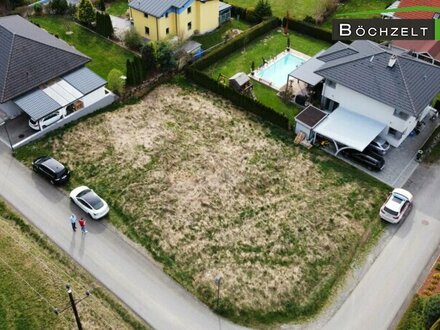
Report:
31,16,133,78
322,0,389,30
192,19,252,50
227,0,323,20
107,0,129,17
204,29,330,121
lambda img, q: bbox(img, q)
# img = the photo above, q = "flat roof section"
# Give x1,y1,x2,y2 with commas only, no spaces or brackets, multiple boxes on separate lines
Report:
313,107,386,151
63,67,107,95
295,105,327,128
14,89,61,120
289,51,325,86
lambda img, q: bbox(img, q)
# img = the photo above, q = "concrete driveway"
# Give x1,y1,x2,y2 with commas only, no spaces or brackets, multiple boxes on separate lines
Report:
110,15,131,40
0,143,246,330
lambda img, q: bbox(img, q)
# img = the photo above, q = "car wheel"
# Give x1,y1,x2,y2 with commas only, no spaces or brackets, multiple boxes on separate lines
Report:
32,166,38,173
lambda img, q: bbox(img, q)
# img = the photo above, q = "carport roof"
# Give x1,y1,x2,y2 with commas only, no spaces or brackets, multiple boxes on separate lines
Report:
14,89,61,121
313,107,386,151
62,67,106,95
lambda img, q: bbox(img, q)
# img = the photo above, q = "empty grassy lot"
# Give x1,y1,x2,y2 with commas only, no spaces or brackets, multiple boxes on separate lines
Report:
16,84,388,325
0,200,147,329
204,29,330,121
30,16,133,78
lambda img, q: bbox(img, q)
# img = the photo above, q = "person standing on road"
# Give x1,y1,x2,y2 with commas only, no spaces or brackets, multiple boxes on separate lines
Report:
79,217,88,234
69,214,77,232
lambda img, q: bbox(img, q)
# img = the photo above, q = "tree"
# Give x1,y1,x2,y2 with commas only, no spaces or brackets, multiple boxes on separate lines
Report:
125,59,133,86
140,43,157,75
254,0,272,22
96,11,113,38
425,295,440,329
284,10,290,34
123,29,143,51
77,0,95,26
97,0,105,11
133,56,145,82
287,36,290,50
107,69,124,94
156,41,176,72
48,0,68,15
33,3,43,15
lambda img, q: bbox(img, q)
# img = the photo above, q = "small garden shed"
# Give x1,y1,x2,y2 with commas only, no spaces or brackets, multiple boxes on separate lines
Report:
229,72,251,93
295,105,327,140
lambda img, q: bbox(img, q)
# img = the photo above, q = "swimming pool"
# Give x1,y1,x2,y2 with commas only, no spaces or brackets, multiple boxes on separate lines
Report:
255,52,306,90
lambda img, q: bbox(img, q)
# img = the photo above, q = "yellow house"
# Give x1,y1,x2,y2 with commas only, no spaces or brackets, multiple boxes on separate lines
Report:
128,0,230,42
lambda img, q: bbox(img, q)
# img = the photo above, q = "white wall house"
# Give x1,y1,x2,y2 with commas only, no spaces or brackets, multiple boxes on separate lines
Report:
314,40,440,148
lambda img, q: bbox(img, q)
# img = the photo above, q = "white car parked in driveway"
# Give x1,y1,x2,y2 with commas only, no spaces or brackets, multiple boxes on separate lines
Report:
380,188,413,224
70,186,109,219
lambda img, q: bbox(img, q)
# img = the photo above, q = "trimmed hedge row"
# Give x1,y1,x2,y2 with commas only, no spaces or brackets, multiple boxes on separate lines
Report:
185,68,289,130
193,17,281,70
283,17,333,43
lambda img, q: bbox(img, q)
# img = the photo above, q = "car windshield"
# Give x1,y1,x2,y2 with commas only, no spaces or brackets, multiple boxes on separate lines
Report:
83,191,104,209
384,206,399,216
392,193,407,203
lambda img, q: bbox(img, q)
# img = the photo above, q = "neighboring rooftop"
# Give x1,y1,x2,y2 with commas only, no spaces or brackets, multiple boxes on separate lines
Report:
0,15,89,103
393,39,440,62
128,0,188,17
395,0,440,19
315,40,440,116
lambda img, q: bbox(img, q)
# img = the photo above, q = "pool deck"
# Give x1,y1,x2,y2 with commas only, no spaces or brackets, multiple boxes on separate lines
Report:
250,48,311,91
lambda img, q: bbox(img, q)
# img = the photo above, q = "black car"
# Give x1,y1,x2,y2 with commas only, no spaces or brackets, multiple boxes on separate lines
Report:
341,149,385,171
32,156,70,184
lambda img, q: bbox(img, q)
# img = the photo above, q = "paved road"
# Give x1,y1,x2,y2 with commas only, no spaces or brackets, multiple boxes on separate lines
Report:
0,144,245,330
323,162,440,330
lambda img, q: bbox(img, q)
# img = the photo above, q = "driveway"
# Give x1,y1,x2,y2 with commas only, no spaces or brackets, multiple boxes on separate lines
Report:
110,15,131,40
0,143,246,330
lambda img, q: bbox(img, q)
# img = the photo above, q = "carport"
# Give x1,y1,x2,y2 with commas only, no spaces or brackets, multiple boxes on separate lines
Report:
313,107,386,155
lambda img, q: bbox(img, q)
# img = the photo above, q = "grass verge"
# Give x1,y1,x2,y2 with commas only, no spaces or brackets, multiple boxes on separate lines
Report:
0,199,148,329
107,0,129,16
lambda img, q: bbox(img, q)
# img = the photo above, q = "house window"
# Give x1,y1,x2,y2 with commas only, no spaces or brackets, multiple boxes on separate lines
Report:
393,109,409,120
144,13,148,18
166,27,170,34
187,21,192,30
187,6,191,14
326,80,336,88
145,26,149,35
165,12,168,18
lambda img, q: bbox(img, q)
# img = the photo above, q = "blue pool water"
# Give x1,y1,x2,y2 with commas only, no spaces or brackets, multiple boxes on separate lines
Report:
255,53,305,90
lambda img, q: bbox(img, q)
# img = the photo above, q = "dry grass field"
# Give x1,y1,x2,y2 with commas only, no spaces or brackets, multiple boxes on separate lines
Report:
17,84,388,325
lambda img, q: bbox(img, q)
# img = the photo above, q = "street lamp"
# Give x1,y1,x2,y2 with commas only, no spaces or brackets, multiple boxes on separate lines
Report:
214,275,222,310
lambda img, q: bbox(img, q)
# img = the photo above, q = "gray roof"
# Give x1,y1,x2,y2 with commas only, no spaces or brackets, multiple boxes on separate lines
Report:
14,89,61,120
229,72,249,86
219,1,231,12
0,15,90,103
315,40,440,116
180,40,202,54
295,105,327,128
63,67,106,95
129,0,188,17
289,50,325,86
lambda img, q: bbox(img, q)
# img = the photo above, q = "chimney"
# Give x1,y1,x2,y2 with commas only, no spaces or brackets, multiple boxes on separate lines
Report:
387,54,397,68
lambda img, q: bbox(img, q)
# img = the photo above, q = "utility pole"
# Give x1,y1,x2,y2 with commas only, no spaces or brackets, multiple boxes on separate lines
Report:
67,285,83,330
54,284,91,330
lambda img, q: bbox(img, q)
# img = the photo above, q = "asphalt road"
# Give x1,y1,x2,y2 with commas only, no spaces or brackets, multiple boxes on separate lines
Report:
0,144,245,330
323,162,440,330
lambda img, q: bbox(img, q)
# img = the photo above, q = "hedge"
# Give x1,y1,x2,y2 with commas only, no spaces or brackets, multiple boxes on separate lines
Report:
185,68,289,130
282,17,333,43
193,17,281,70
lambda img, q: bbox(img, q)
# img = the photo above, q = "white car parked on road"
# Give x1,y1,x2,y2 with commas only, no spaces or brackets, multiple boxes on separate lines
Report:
380,188,413,224
70,186,109,219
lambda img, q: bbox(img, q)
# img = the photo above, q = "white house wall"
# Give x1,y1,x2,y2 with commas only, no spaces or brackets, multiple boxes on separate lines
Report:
322,82,417,147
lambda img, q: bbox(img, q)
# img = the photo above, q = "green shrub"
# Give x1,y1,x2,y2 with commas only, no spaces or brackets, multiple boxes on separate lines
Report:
124,28,143,51
436,264,440,271
107,69,125,94
96,11,113,38
48,0,68,14
141,43,157,74
425,295,440,329
254,0,272,22
397,295,426,330
156,41,176,72
33,3,43,15
77,0,96,26
283,17,332,43
97,0,105,11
